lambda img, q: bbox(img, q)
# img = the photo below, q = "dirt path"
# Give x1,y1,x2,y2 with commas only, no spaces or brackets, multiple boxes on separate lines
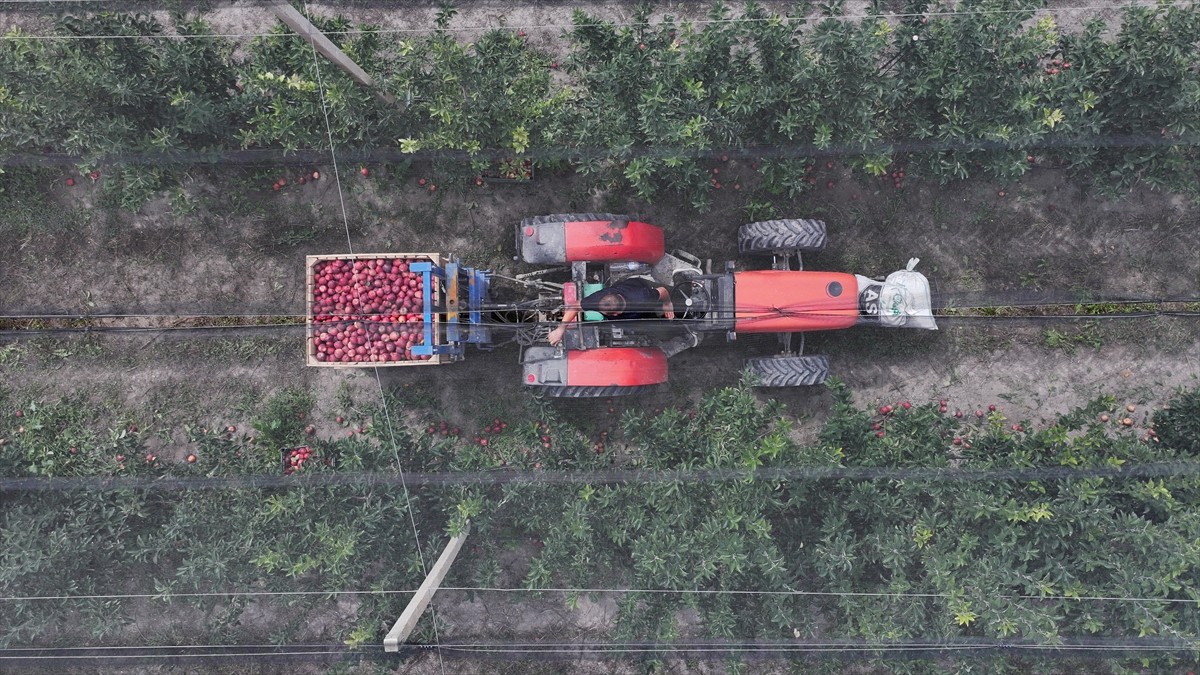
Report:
2,164,1197,430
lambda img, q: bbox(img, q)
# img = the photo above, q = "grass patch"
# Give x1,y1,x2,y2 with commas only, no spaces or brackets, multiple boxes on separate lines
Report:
0,343,26,367
251,388,314,449
1043,322,1104,354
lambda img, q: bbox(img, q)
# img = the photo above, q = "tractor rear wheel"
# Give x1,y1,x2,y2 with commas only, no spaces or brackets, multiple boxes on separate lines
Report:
738,219,827,254
539,385,656,398
522,213,629,226
745,354,830,387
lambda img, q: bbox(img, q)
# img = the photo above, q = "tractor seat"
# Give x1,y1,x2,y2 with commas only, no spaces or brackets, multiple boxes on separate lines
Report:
562,282,606,322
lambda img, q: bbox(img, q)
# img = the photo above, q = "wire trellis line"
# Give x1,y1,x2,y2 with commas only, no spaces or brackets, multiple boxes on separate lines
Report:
4,294,1200,320
3,133,1199,168
3,636,1198,664
1,294,1199,338
5,584,1200,605
5,461,1200,493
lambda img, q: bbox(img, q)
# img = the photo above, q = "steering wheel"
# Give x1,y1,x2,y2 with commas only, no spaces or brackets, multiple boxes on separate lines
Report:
670,280,711,320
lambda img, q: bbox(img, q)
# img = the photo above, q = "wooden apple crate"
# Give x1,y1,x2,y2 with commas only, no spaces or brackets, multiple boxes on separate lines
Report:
305,253,446,368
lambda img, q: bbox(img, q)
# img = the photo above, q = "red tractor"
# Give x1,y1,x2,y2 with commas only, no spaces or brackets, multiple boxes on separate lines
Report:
306,214,935,393
514,214,936,397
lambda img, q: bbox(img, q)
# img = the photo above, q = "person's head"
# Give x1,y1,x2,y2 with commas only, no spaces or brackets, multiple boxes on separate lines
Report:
597,294,626,315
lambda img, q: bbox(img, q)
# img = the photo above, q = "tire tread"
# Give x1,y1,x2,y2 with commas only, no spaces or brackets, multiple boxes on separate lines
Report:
538,384,656,398
745,354,830,387
738,219,827,253
523,213,629,227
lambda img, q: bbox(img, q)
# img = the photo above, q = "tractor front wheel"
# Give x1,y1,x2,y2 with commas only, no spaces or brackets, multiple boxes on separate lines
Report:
738,219,827,254
745,354,830,387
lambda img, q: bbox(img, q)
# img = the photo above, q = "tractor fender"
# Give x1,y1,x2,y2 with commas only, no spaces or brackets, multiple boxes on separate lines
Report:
522,346,668,388
518,214,665,264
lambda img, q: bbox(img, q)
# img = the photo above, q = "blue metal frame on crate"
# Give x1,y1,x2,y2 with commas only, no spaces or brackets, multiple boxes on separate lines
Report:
467,267,492,347
410,258,493,357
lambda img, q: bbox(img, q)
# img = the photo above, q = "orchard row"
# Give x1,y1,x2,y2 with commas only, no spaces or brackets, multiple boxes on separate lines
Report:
2,3,1197,209
4,382,1200,667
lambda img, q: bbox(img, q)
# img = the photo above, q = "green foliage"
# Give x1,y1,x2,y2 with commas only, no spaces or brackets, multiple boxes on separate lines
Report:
395,28,556,159
249,387,314,450
464,380,1200,670
4,381,1200,668
1154,388,1200,456
0,14,242,209
0,392,441,647
1062,4,1200,192
2,3,1199,209
1042,322,1104,353
238,14,402,151
892,3,1056,181
0,396,141,478
1,491,142,646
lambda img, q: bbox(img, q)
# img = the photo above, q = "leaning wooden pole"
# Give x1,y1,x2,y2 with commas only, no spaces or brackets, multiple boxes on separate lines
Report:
383,523,471,652
269,2,397,104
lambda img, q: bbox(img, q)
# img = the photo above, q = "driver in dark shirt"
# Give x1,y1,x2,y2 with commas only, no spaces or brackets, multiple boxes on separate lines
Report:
547,277,675,346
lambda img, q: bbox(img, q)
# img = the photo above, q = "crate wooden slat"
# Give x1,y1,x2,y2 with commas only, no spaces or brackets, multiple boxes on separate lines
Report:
306,253,446,368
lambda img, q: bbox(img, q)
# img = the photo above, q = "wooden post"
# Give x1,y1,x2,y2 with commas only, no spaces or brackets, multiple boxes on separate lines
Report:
269,2,397,105
383,523,471,652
